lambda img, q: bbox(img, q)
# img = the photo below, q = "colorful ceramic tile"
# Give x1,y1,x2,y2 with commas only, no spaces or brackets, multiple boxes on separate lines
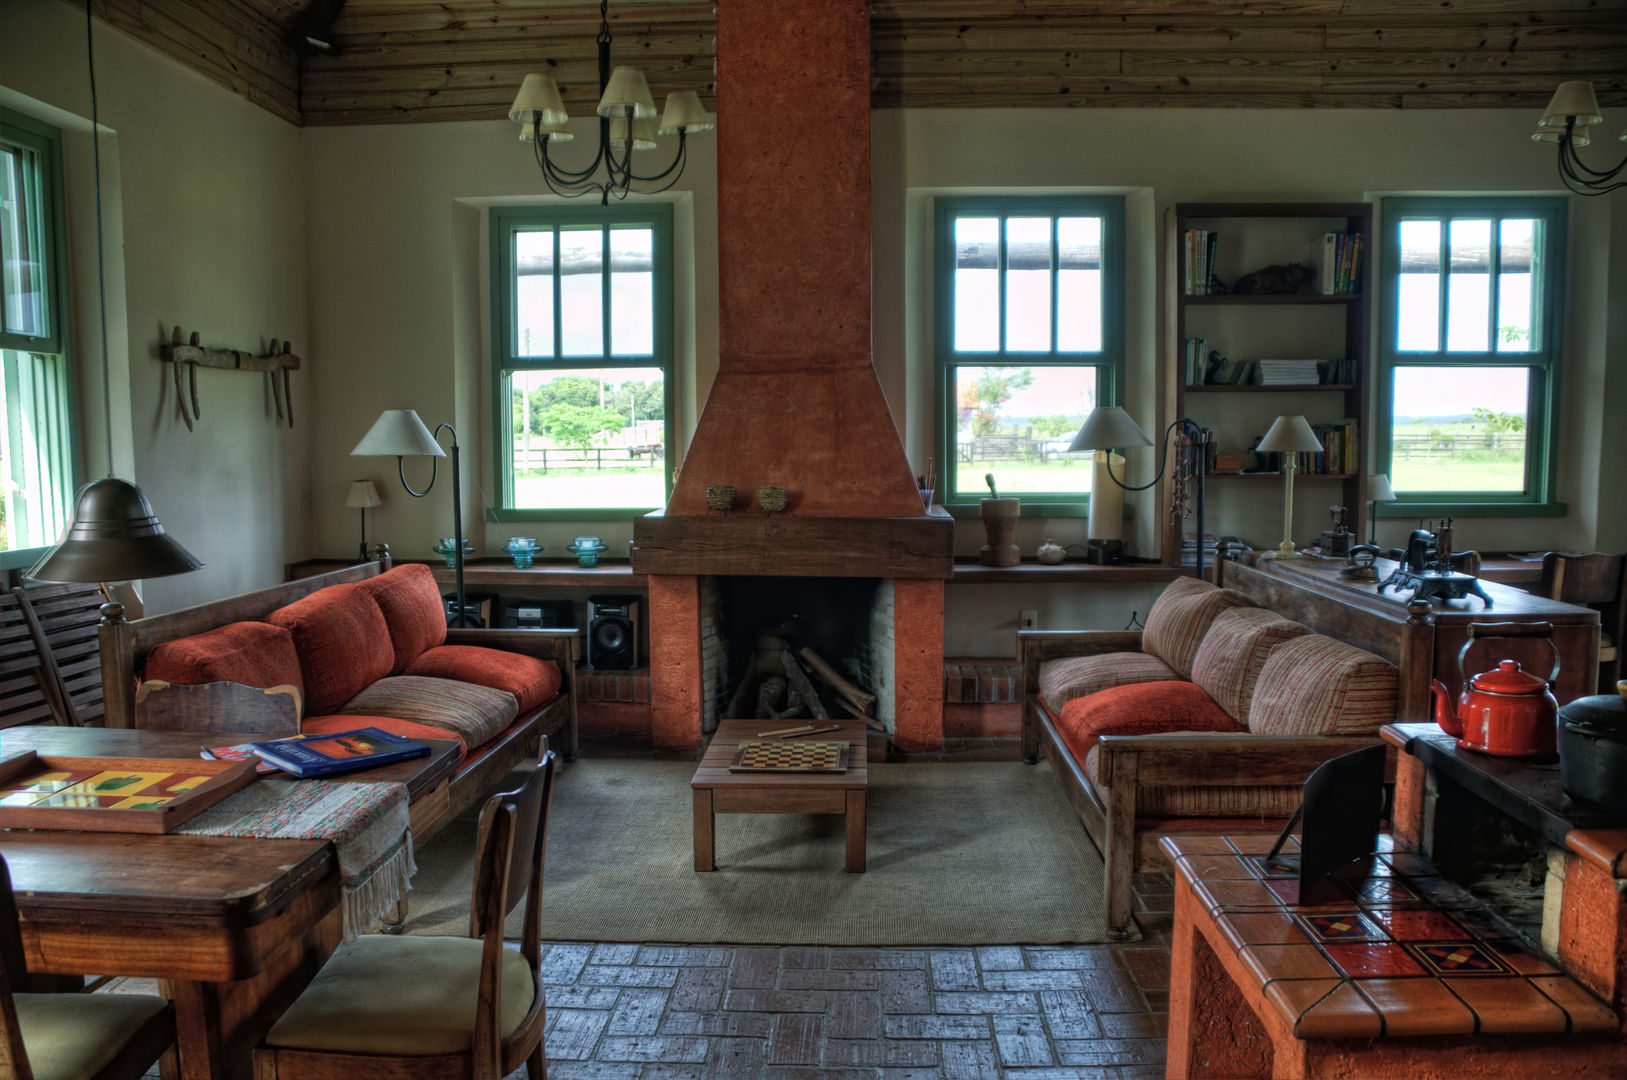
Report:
1366,908,1470,942
1245,854,1299,879
33,792,128,809
1323,942,1427,978
1357,977,1476,1036
0,791,47,807
1298,911,1385,942
1410,941,1510,977
1349,878,1418,905
0,770,87,794
160,775,210,794
1265,879,1299,906
60,770,171,797
109,795,174,810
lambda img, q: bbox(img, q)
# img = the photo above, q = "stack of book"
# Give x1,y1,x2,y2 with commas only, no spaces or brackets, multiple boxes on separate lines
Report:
1183,337,1211,385
1256,359,1322,386
1180,533,1251,567
1318,232,1365,295
1184,229,1219,295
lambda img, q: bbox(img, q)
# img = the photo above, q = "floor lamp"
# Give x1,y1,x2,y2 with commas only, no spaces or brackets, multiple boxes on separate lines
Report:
1256,415,1324,560
351,409,473,627
1069,406,1210,581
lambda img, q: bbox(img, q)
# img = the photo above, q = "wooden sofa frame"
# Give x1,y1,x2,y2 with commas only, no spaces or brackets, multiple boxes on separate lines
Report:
97,563,579,829
1019,561,1433,938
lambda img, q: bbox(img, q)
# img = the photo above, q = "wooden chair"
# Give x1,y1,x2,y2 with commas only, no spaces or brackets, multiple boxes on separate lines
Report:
1539,551,1626,692
0,854,177,1080
254,747,557,1080
133,680,302,735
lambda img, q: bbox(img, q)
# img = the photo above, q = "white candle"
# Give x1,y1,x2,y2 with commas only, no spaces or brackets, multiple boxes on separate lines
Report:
1088,451,1125,541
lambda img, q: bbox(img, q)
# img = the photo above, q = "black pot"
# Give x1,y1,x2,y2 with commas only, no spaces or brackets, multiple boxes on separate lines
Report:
1559,692,1627,814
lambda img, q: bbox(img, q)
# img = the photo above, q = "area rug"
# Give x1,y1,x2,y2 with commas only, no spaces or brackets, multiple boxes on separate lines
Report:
400,758,1113,945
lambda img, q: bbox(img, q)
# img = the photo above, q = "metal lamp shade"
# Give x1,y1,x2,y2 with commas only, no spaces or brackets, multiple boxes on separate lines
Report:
1068,406,1154,453
28,479,204,583
351,409,446,458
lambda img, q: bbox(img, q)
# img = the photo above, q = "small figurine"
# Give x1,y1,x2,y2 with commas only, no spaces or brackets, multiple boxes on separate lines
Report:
1232,262,1314,296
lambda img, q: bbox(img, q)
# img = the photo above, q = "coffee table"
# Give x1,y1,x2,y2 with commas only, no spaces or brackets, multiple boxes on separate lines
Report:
692,717,869,873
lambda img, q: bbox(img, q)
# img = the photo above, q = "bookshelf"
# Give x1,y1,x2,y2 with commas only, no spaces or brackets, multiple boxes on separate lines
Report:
1161,202,1373,567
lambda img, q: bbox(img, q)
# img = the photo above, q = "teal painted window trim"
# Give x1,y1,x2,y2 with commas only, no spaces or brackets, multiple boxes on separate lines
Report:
1375,196,1565,514
488,204,674,520
933,195,1125,516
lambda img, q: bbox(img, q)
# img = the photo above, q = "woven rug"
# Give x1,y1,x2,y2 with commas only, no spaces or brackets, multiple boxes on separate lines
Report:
401,759,1113,945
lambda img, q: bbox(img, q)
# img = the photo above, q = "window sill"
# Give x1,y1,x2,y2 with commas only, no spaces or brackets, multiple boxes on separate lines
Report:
939,501,1089,520
1377,501,1567,519
486,507,661,523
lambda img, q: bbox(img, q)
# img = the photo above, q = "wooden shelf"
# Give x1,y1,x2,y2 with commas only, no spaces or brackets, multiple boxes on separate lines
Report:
1185,383,1354,393
950,560,1188,584
1205,472,1354,481
1182,293,1360,306
286,558,646,588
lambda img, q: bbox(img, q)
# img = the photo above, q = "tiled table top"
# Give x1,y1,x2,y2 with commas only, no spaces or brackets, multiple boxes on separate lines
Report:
1161,833,1618,1040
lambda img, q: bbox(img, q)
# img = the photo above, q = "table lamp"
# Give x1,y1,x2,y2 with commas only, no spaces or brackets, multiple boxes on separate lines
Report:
1069,406,1209,579
344,480,382,561
1366,473,1395,547
1256,414,1324,560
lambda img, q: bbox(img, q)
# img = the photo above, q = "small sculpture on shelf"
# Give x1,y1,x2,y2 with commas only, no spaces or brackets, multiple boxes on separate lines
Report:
1231,262,1314,296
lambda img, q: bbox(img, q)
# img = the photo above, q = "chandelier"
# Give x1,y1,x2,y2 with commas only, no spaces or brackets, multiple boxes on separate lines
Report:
508,0,713,204
1532,80,1626,197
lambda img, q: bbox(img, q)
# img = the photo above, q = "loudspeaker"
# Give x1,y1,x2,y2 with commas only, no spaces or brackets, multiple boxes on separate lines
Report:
587,594,640,670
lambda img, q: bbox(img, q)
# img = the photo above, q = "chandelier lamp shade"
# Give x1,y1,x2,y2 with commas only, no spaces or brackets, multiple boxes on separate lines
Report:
1531,80,1627,196
509,1,713,204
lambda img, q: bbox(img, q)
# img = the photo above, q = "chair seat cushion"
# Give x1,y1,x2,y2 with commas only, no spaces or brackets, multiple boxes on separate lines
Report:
268,584,395,715
337,676,518,749
357,563,449,673
1247,634,1398,736
302,713,470,757
1141,577,1253,677
1055,680,1243,763
264,935,535,1055
1190,607,1310,721
405,645,562,714
1081,746,1305,818
1037,652,1179,715
15,992,170,1080
143,622,304,704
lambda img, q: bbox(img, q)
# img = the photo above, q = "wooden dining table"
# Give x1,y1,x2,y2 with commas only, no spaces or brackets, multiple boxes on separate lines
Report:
0,725,460,1080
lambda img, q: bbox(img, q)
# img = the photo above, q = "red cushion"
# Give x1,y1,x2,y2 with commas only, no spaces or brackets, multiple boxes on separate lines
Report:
357,564,447,673
267,583,394,716
144,622,303,700
1055,680,1244,768
404,645,561,714
302,713,468,758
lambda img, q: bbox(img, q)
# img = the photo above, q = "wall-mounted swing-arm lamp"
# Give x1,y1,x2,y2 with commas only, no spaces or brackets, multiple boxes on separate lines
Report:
1069,406,1210,581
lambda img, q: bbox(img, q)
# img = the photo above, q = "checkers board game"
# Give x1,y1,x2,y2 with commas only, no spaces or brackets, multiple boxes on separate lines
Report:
729,740,849,773
0,752,257,833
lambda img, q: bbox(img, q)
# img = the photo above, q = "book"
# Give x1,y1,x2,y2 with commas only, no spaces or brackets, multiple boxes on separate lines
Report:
203,741,298,775
249,727,431,779
1320,232,1338,295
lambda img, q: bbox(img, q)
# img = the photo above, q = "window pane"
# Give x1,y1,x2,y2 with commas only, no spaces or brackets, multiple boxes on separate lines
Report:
1390,366,1529,494
506,366,665,509
1446,219,1491,353
1396,220,1440,352
0,349,72,551
1497,218,1536,353
609,227,653,356
1004,217,1051,352
559,228,604,357
952,365,1096,497
1056,217,1103,352
514,229,554,358
1,143,49,341
953,217,998,352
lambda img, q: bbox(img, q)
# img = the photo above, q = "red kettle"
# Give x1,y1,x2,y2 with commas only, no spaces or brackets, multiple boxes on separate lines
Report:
1431,622,1561,758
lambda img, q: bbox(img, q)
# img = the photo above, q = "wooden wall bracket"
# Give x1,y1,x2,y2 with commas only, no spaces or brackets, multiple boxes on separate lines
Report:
159,326,302,429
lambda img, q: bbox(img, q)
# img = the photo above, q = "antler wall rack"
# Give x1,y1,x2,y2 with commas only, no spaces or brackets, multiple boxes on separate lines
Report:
159,327,302,430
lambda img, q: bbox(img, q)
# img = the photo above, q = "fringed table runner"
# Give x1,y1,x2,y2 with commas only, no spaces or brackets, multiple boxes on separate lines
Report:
179,779,416,941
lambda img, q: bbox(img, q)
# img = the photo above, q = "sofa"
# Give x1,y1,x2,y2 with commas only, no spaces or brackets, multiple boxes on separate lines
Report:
98,562,577,831
1020,564,1429,937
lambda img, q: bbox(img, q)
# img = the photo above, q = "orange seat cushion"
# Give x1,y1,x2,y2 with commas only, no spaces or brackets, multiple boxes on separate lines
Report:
268,584,394,716
1055,680,1243,766
404,645,561,714
357,564,447,673
144,622,304,701
302,713,468,758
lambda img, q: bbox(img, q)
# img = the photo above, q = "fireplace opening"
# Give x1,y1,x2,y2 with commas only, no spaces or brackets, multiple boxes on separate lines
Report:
1426,776,1550,946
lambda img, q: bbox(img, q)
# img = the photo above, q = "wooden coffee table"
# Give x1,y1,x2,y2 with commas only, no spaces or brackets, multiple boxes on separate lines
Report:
692,717,869,873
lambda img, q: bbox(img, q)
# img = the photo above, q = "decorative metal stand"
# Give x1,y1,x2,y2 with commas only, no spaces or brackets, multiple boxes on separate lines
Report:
1378,567,1493,607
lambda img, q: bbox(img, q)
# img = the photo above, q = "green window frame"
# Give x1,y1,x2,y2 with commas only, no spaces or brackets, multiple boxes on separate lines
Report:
1376,196,1565,517
1,110,77,568
933,195,1125,516
489,203,674,521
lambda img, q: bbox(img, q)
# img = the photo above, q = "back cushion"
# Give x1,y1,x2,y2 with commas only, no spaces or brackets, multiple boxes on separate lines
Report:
1247,634,1399,736
1037,652,1179,715
357,563,447,673
144,622,303,700
267,583,394,715
1055,680,1243,765
1141,577,1252,677
1190,608,1311,721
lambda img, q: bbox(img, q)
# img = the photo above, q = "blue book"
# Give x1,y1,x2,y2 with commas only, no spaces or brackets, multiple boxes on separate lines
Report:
250,727,430,779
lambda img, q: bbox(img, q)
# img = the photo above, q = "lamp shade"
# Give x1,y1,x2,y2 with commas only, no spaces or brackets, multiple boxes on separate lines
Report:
596,67,658,119
1531,125,1591,147
345,479,382,510
1256,414,1322,454
352,410,446,458
28,479,204,583
609,116,657,151
519,120,574,143
1540,80,1603,127
658,91,714,135
509,73,569,126
1067,406,1154,453
1367,473,1396,502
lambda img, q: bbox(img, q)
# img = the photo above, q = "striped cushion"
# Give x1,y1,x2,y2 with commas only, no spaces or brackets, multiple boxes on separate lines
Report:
1037,652,1179,714
1083,744,1304,818
1246,634,1399,736
1141,577,1253,677
337,676,518,749
1190,608,1311,721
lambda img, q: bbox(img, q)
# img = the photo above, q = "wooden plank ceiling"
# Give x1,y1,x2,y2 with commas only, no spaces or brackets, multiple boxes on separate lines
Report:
90,0,1626,127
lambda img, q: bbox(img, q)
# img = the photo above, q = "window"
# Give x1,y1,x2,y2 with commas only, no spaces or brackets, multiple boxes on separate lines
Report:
934,196,1124,513
1,110,76,566
1377,197,1565,514
490,204,672,519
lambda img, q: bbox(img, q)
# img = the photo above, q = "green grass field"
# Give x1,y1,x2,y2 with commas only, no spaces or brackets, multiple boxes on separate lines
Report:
951,457,1093,497
513,466,665,509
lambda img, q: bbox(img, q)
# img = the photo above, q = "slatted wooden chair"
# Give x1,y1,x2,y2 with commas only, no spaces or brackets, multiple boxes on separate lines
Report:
0,853,177,1080
254,748,557,1080
1540,551,1626,692
0,591,77,730
15,583,114,727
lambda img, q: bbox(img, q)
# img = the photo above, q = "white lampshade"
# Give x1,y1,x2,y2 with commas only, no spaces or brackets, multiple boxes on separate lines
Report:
1539,80,1603,128
520,121,575,143
509,73,569,127
1067,406,1154,453
1256,414,1322,454
1531,125,1590,146
351,409,446,458
609,116,657,151
344,479,382,510
1367,473,1395,502
658,90,714,135
596,66,658,119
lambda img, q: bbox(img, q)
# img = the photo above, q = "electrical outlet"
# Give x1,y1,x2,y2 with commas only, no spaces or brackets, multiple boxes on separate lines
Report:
1020,609,1038,631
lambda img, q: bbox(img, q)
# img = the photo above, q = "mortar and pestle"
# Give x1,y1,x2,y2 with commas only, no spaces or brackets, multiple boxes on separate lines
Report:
979,473,1021,567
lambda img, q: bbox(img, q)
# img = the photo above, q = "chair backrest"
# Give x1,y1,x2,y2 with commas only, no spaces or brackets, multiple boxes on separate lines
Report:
1539,551,1625,606
0,854,35,1078
16,583,112,726
133,680,302,735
